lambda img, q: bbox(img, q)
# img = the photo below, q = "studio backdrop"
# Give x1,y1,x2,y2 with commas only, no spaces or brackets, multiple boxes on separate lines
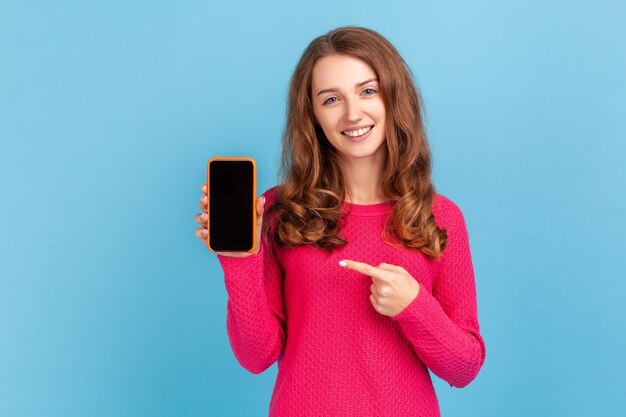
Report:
1,1,624,416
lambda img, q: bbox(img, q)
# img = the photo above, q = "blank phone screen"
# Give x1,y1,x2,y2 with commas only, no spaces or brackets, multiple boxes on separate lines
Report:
209,160,255,251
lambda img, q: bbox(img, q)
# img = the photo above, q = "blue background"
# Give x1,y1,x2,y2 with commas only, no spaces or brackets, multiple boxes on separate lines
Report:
1,1,625,416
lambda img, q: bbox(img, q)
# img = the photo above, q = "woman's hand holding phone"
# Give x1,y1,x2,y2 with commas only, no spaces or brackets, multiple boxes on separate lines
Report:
195,183,265,257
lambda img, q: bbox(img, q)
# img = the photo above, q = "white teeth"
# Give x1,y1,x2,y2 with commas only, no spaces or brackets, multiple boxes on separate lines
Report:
342,125,372,137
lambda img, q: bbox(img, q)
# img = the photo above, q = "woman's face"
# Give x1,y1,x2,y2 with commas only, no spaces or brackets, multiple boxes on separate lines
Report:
311,54,386,165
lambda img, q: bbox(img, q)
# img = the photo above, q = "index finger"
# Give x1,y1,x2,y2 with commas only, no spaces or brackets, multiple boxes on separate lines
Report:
339,259,383,279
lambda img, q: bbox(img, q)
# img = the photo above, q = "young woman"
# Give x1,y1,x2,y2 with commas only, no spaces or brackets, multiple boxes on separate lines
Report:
195,26,486,417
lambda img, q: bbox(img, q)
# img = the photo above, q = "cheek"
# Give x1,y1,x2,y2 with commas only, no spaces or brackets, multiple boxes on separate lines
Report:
325,133,341,149
368,98,386,118
315,119,340,147
323,111,341,126
318,115,342,136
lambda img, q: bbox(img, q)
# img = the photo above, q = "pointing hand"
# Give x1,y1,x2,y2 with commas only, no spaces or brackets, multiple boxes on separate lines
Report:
339,259,420,317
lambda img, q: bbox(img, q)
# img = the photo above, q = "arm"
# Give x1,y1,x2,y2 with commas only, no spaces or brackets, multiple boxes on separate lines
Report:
216,188,286,374
390,197,486,388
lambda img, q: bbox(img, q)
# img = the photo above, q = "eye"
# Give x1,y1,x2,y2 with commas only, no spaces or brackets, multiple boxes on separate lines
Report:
322,97,337,106
362,88,377,95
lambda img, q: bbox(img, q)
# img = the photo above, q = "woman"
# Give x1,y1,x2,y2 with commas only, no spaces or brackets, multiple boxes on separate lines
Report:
195,26,486,417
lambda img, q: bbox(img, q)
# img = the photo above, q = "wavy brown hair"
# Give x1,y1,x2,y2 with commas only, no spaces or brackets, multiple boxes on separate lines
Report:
264,26,448,260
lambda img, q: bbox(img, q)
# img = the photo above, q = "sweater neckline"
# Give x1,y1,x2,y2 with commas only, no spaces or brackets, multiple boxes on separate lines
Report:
341,199,396,216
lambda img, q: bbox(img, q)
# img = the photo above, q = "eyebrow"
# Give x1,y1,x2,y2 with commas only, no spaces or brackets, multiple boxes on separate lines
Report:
316,78,379,97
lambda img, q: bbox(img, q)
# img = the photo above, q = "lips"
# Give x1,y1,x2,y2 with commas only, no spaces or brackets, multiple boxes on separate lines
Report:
342,124,373,132
341,124,374,138
342,125,374,142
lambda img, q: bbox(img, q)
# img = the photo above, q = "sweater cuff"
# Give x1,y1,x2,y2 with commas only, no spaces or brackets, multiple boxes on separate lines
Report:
390,284,439,323
217,245,265,295
216,244,264,268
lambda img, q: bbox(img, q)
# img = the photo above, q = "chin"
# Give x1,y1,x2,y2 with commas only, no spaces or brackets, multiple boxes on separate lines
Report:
343,147,384,160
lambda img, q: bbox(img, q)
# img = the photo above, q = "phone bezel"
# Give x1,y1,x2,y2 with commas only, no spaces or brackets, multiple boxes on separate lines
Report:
206,156,257,253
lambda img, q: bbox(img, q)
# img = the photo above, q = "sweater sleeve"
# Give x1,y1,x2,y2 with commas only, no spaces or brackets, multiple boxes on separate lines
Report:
390,196,486,388
216,188,286,375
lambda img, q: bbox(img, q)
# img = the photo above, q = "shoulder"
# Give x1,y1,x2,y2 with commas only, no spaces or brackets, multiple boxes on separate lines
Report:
432,192,466,230
260,185,285,230
258,186,283,242
260,185,282,206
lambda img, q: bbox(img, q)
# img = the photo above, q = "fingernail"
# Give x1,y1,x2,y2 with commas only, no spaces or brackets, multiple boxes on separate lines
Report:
202,229,207,235
201,213,207,219
339,260,347,267
262,196,266,204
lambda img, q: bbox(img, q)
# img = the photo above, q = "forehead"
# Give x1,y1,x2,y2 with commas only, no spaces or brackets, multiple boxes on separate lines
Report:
311,54,377,91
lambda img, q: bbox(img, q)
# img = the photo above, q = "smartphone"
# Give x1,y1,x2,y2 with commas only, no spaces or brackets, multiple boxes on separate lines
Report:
206,157,257,253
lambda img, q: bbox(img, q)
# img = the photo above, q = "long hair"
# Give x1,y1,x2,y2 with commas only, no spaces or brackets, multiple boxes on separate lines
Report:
264,26,448,260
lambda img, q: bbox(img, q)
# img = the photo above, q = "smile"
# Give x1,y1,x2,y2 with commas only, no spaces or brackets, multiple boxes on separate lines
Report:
341,125,374,142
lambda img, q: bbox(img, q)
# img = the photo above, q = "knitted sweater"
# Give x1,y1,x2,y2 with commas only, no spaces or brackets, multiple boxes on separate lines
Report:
217,186,486,417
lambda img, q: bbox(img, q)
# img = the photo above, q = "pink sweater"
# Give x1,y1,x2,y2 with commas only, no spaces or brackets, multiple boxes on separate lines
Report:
217,186,486,417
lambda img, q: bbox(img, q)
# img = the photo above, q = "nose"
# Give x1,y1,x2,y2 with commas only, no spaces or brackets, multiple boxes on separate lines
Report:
344,96,363,122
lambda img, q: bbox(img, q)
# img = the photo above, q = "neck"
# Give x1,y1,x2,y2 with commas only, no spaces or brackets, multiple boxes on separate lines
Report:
340,153,386,204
